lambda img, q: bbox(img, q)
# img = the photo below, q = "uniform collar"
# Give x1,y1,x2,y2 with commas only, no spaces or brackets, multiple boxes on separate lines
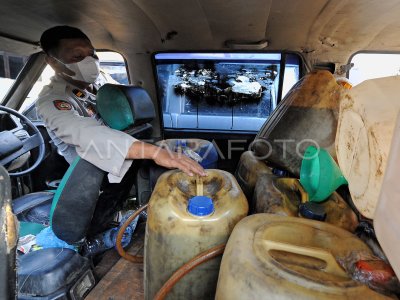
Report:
51,74,95,102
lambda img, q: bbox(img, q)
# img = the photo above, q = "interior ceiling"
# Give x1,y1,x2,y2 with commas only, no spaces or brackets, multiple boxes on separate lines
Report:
2,0,400,66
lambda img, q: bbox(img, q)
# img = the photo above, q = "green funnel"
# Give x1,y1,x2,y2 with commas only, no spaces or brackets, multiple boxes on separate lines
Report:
300,146,348,202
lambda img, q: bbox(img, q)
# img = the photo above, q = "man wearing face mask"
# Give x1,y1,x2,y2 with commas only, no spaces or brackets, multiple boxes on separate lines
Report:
36,26,206,235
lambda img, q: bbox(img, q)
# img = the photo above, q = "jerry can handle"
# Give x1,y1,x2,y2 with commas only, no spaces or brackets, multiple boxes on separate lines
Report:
278,178,309,203
262,239,348,278
196,175,203,196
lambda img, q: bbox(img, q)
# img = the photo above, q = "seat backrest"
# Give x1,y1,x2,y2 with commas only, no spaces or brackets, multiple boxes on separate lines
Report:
96,84,156,131
50,157,105,244
50,85,154,243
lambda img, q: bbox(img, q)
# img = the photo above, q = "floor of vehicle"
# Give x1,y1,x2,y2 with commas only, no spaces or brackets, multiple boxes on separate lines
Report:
86,223,146,300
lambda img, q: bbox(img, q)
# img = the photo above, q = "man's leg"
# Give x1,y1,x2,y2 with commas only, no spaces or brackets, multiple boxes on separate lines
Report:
87,161,140,237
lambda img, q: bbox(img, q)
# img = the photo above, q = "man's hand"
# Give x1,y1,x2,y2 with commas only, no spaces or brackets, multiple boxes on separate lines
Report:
127,141,207,177
153,148,206,177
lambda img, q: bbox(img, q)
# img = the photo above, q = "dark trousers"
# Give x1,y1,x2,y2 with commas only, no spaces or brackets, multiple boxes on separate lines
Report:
87,161,139,237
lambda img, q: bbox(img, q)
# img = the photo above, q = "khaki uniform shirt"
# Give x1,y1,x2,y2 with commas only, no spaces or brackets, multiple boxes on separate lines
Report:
36,75,137,183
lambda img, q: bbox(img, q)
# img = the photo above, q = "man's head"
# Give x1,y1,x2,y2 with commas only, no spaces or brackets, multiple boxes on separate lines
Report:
40,26,90,56
41,26,99,85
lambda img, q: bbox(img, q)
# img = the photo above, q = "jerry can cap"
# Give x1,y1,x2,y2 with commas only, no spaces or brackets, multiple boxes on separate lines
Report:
188,196,214,216
299,201,327,221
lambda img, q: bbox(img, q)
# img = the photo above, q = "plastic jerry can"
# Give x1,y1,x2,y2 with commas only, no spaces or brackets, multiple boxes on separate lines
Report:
234,150,272,202
149,139,219,193
252,70,347,176
253,174,358,232
336,76,400,219
156,138,218,169
216,214,391,300
375,113,400,278
144,169,248,300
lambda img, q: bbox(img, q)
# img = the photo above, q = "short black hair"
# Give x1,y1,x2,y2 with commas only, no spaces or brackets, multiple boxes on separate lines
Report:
40,25,90,55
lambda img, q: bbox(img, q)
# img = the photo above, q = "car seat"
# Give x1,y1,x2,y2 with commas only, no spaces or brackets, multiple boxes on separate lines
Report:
12,84,155,299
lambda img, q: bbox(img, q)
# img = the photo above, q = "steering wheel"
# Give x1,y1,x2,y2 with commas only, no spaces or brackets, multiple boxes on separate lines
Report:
0,105,45,177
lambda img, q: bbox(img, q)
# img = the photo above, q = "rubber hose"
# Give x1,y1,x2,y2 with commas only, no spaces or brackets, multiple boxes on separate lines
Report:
154,244,226,300
116,204,148,263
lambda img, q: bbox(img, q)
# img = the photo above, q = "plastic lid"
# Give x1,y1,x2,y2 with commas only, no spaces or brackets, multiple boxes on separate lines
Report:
299,202,327,221
272,168,290,177
188,196,214,216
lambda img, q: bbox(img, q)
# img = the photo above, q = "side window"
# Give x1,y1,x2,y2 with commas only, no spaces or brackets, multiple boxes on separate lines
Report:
154,52,301,132
21,51,129,120
0,51,28,102
97,51,129,85
282,54,301,99
20,65,55,118
349,53,400,86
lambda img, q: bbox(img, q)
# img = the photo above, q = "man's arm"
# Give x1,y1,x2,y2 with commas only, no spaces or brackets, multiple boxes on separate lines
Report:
127,141,206,177
37,97,135,176
37,97,206,177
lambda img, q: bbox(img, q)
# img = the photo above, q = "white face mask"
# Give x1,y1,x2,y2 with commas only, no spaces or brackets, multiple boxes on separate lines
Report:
56,56,100,84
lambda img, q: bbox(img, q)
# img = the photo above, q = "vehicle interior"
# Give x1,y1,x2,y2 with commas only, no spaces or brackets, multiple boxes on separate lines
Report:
1,0,400,299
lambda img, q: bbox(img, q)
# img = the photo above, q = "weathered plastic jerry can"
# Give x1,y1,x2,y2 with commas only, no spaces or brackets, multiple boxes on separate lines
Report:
336,76,400,219
234,150,272,201
144,169,248,300
156,138,218,169
216,214,391,300
375,113,400,278
253,70,347,176
253,174,359,232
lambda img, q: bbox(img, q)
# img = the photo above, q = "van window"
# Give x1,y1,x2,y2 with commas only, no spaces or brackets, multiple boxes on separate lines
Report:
282,55,301,98
21,51,129,120
0,51,28,101
154,52,301,132
20,65,54,115
98,51,129,85
349,53,400,86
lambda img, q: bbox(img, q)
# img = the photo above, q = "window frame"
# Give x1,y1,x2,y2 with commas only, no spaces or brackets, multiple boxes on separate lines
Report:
0,51,28,79
3,50,130,115
347,50,400,85
96,50,131,85
1,52,45,109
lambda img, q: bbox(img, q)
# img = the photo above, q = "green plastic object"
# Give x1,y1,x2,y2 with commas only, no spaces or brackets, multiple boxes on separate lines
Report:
19,222,47,237
300,146,348,202
96,84,134,130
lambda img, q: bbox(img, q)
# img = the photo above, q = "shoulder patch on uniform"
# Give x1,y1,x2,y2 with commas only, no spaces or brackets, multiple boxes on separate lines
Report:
72,89,86,98
53,100,72,111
